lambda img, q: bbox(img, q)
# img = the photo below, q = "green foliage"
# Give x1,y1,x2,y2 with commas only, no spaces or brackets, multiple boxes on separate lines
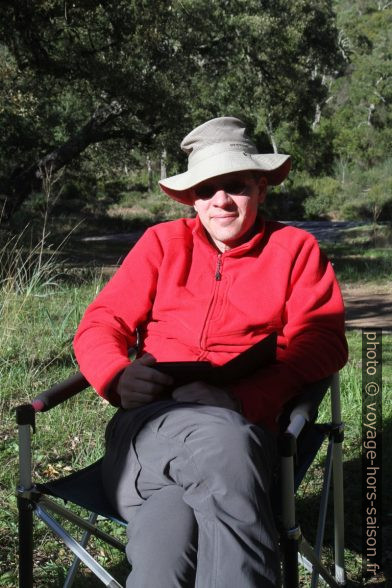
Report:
328,1,392,168
304,177,341,218
0,0,391,222
338,159,392,221
0,0,345,218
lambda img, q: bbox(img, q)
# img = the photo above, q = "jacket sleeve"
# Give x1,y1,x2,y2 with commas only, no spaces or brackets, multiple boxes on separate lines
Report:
73,228,163,401
230,235,348,430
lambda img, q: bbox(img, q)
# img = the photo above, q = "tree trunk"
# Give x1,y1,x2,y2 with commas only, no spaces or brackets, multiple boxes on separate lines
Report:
266,118,278,154
160,149,167,180
146,156,153,192
1,101,125,219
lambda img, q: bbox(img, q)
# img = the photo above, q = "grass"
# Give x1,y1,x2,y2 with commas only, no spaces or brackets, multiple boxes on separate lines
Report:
1,211,391,586
0,265,120,586
297,338,392,586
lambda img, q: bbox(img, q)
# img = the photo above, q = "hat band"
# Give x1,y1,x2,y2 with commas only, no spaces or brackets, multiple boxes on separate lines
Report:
188,141,258,169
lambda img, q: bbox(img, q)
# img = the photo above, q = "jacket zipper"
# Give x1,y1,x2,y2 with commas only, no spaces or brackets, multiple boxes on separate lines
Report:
199,253,224,352
215,254,222,280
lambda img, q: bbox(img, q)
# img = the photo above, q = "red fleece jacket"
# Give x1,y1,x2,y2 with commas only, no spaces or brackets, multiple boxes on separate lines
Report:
73,216,348,430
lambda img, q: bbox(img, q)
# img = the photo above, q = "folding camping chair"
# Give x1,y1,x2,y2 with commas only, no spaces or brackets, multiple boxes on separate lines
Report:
15,371,346,588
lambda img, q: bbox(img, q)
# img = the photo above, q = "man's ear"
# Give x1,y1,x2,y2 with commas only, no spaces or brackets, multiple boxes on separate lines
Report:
257,176,268,204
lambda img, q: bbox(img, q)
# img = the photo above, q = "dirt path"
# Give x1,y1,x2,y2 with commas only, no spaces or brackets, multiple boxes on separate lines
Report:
342,284,391,331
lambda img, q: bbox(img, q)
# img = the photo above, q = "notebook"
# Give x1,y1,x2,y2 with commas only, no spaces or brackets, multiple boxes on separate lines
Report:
154,331,277,386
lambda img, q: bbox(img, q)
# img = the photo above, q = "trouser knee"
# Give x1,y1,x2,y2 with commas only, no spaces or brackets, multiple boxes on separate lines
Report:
126,484,197,584
183,410,276,485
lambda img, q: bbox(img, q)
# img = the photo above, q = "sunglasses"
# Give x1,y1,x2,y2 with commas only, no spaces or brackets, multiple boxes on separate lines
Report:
193,180,250,199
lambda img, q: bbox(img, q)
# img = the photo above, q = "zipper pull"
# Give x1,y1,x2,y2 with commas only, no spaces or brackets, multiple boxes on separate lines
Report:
215,254,222,281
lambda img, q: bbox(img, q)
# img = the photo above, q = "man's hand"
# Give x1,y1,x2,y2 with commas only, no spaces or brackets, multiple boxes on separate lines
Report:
172,381,241,412
115,354,173,410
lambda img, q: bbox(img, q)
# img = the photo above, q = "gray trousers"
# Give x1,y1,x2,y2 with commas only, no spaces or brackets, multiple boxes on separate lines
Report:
102,401,280,587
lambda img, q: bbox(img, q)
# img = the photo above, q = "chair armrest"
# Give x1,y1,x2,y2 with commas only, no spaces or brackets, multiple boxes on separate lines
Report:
289,376,332,424
30,372,90,412
279,376,332,451
278,376,332,438
277,376,332,459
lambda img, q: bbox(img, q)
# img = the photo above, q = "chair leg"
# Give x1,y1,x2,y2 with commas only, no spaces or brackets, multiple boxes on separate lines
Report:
282,528,300,588
332,439,346,584
64,512,99,588
300,536,342,588
18,495,34,588
35,505,122,588
280,451,299,588
310,440,334,587
16,409,35,588
331,373,346,585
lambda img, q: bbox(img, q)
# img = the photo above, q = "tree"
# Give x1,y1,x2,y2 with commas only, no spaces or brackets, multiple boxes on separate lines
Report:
327,0,392,168
0,0,343,219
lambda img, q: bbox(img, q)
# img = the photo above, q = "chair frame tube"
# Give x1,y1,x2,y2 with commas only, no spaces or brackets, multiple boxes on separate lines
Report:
15,379,126,588
331,373,346,585
279,373,346,588
36,505,122,588
38,495,125,551
280,433,301,588
16,406,36,588
310,439,334,587
300,537,342,588
17,493,34,588
63,512,98,588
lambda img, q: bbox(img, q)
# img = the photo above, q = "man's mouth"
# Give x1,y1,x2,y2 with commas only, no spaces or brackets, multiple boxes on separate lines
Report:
212,214,237,220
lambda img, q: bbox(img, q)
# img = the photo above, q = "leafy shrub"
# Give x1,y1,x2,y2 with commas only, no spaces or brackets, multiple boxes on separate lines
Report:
303,177,341,219
339,160,392,222
263,181,310,220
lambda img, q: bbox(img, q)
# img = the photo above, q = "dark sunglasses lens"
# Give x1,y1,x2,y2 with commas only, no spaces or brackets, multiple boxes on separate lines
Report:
194,181,248,199
225,181,247,194
194,184,215,198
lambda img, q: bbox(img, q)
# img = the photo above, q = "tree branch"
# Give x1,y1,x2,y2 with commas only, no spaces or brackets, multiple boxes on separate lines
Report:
2,101,128,219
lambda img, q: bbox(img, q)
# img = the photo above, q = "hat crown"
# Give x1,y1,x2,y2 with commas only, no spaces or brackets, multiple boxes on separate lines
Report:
181,117,258,168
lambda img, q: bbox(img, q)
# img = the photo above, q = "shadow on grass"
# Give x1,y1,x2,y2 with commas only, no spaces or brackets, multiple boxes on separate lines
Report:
344,294,392,332
320,236,392,284
296,418,391,587
330,255,392,283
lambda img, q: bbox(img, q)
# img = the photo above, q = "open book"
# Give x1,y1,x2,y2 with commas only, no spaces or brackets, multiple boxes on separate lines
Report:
154,331,277,386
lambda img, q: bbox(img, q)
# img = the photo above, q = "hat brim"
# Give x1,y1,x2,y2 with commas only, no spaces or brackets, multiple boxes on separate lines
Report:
159,152,291,205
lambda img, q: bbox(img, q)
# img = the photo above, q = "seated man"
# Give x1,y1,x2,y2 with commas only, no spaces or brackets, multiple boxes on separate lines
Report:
74,116,348,587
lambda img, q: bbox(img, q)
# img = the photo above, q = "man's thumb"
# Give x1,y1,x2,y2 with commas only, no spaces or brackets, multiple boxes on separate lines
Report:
137,353,156,365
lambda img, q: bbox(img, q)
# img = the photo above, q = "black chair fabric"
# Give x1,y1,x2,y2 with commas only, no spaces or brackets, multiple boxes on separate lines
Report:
37,460,126,525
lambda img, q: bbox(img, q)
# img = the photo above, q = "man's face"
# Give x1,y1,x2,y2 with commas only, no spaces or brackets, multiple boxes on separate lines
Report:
192,171,267,252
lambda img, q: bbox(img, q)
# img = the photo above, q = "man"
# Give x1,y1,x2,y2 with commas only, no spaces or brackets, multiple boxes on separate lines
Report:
74,117,348,587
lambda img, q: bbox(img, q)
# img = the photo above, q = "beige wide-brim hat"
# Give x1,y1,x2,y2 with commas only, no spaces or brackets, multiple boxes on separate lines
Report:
159,117,291,205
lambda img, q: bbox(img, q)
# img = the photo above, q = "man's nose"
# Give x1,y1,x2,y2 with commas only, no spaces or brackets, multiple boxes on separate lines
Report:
211,188,232,206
